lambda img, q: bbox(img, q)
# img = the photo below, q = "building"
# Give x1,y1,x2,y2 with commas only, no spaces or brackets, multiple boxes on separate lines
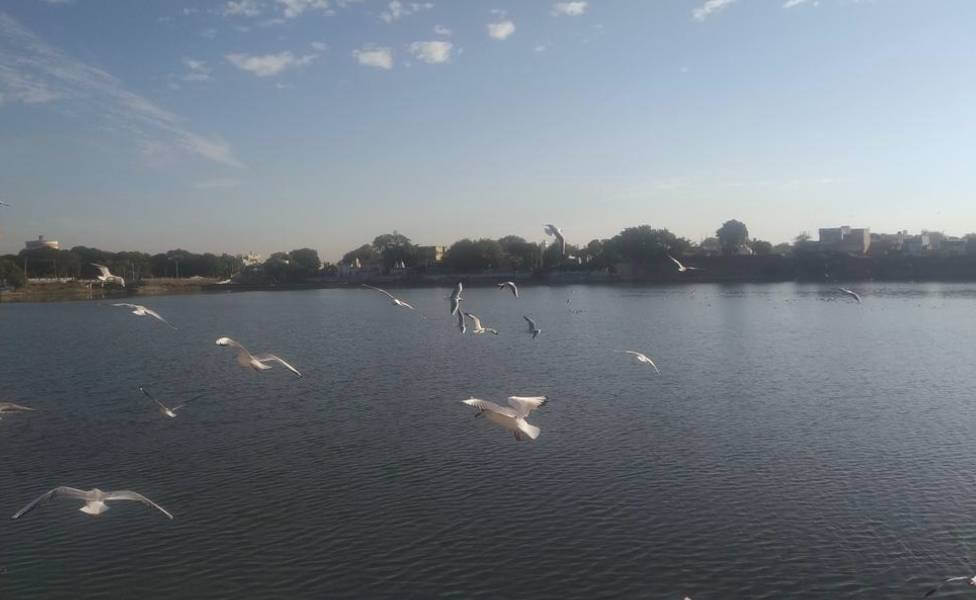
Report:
818,226,871,255
940,238,968,256
904,233,931,256
415,246,445,265
25,235,60,251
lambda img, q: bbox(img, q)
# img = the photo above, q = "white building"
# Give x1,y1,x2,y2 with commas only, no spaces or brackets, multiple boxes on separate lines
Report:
25,235,60,250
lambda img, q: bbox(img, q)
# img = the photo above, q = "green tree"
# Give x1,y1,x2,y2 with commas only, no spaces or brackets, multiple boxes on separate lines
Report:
372,231,415,270
443,238,506,272
342,244,377,266
289,248,321,275
750,239,773,256
607,225,690,265
716,220,749,255
0,257,26,288
497,235,539,271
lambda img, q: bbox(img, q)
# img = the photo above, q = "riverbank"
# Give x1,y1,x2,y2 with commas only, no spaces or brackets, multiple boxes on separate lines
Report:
0,277,219,303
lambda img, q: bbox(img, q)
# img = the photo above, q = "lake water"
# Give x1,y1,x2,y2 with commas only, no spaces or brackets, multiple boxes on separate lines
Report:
2,283,976,599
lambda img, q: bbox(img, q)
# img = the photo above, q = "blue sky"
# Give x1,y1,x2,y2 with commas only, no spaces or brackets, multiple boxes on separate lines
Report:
1,0,974,261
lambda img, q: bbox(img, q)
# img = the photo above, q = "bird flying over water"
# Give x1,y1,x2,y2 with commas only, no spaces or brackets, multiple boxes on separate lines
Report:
462,395,548,441
0,402,34,420
836,287,862,303
544,224,566,255
215,337,303,377
620,350,661,374
667,253,701,273
464,313,499,335
922,575,976,597
497,281,519,298
91,263,125,287
523,315,541,339
112,303,176,329
12,487,173,520
361,284,415,310
138,386,198,418
449,282,463,315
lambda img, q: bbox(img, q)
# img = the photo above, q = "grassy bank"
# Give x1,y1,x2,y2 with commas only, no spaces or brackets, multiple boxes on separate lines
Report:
0,277,219,303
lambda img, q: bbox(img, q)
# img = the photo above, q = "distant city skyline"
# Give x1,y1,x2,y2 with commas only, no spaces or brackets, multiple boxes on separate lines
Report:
2,0,975,262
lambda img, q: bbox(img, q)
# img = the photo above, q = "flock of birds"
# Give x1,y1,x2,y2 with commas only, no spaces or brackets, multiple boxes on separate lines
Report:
5,225,966,598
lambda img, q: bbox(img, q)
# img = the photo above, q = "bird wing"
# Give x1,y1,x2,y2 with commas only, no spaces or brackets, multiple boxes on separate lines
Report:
507,396,548,417
0,402,34,412
523,315,537,330
456,310,466,333
450,297,461,315
91,263,111,277
253,354,303,378
12,487,89,519
923,576,972,598
112,303,139,309
104,491,174,519
362,284,396,300
142,308,177,329
462,398,518,418
464,313,483,329
138,386,172,413
667,254,684,269
398,300,416,310
171,393,205,412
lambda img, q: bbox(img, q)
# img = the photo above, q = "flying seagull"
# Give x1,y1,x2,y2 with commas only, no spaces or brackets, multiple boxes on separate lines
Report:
922,575,976,598
462,395,548,441
620,350,660,374
449,282,463,315
456,308,466,334
0,200,9,207
523,315,541,339
544,224,566,255
91,263,125,287
361,284,415,310
12,487,173,520
138,386,199,418
0,402,34,421
836,287,862,303
215,337,303,377
464,313,499,335
112,303,176,329
497,281,519,298
667,253,701,273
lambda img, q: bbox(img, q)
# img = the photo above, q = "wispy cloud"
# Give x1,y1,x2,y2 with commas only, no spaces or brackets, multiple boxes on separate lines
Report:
222,0,262,17
353,45,393,69
408,40,452,64
181,58,212,82
226,51,317,76
552,2,587,16
0,13,242,167
692,0,736,21
783,0,815,7
39,0,74,4
380,1,433,24
276,0,333,18
487,19,515,40
193,178,244,190
310,41,328,51
433,24,452,36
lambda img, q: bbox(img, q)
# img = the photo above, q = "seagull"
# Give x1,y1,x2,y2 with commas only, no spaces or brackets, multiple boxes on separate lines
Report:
523,315,541,339
497,281,519,298
462,395,548,441
456,308,466,334
138,386,199,418
667,253,701,273
91,263,125,287
0,200,9,207
0,402,34,421
620,350,661,374
12,487,173,520
361,284,415,310
215,337,302,377
836,287,862,303
449,282,463,315
111,303,176,329
464,313,499,335
544,224,566,255
922,575,976,597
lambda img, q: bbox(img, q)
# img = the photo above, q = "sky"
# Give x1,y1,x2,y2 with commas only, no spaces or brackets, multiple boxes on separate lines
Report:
1,0,975,261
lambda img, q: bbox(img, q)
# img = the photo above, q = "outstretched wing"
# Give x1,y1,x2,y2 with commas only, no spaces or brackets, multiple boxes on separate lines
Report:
138,386,172,413
112,303,139,309
253,354,303,378
143,308,177,329
0,402,34,412
922,576,972,598
464,313,483,329
104,490,174,519
456,310,466,334
523,315,537,330
507,395,548,417
91,263,111,277
12,487,89,519
462,398,518,418
362,284,396,300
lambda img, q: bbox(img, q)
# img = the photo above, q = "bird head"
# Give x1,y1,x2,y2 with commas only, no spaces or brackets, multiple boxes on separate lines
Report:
215,337,232,346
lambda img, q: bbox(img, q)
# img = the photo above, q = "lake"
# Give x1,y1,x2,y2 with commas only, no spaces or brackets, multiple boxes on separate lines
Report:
2,283,976,599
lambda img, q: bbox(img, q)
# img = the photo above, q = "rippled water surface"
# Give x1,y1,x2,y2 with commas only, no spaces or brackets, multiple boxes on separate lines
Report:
3,283,976,599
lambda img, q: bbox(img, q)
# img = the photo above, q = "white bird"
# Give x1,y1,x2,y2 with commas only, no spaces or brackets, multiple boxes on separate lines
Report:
112,303,176,329
456,308,466,334
620,350,660,374
523,315,541,339
0,200,9,207
836,287,862,303
215,337,302,378
922,575,976,597
91,263,125,287
12,487,173,520
0,402,34,421
449,282,463,315
216,279,232,285
138,386,199,418
497,281,519,298
544,224,566,255
462,395,548,441
667,253,701,273
464,313,499,335
361,284,415,310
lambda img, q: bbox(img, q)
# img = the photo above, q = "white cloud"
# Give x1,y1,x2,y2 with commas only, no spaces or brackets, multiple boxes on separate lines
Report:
353,45,393,69
692,0,736,21
783,0,815,7
223,0,261,17
487,19,515,40
226,51,316,76
276,0,332,18
433,24,452,36
193,178,243,189
552,2,587,16
380,1,433,23
181,57,212,82
408,40,452,64
534,44,547,52
0,13,242,168
310,41,328,51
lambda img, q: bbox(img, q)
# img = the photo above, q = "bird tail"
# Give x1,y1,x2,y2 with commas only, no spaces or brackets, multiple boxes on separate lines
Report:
517,421,540,440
